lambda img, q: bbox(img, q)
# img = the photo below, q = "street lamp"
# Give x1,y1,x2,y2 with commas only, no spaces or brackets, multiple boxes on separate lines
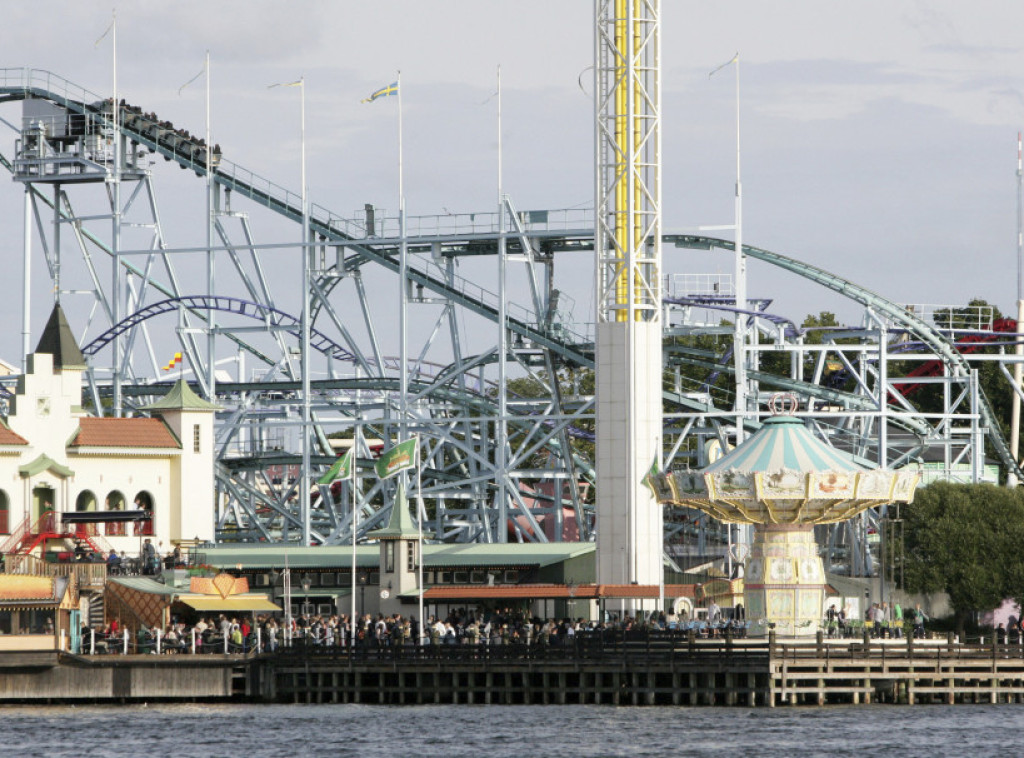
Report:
357,571,369,622
301,573,312,616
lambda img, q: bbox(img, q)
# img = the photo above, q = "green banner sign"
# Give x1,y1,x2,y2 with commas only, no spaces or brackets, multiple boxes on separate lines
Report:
375,437,418,480
317,448,354,485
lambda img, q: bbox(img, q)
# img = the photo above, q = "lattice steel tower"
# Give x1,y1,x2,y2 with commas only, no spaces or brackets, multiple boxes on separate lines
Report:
594,0,663,597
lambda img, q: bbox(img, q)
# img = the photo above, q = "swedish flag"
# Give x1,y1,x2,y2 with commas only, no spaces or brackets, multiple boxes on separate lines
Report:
362,81,399,103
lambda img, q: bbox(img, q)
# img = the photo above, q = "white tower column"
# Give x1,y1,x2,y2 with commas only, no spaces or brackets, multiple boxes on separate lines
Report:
594,0,663,601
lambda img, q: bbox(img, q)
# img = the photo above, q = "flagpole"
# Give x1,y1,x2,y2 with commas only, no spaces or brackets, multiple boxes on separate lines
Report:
733,54,745,451
397,73,415,632
267,77,310,543
397,70,408,447
299,75,312,547
415,435,425,645
496,64,508,543
111,9,123,418
711,53,743,578
351,441,358,647
206,51,216,400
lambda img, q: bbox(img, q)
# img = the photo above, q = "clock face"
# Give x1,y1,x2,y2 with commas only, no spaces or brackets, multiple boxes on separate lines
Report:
35,396,51,417
379,589,391,600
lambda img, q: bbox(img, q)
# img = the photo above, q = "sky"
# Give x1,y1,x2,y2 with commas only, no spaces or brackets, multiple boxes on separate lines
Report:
1,1,1024,369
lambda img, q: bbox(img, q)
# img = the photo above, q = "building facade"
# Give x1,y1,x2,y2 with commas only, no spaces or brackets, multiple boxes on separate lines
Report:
0,305,217,558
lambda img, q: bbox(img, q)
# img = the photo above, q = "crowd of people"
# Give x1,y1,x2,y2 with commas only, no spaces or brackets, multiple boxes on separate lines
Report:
69,540,188,576
80,607,699,655
824,600,931,639
81,614,273,655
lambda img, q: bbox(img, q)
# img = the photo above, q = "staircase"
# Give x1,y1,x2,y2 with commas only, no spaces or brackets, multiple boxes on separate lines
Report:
0,514,33,554
1,512,114,557
87,593,105,628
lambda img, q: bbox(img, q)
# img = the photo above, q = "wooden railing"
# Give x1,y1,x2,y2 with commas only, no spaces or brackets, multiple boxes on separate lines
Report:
49,561,108,589
2,553,47,575
2,553,107,588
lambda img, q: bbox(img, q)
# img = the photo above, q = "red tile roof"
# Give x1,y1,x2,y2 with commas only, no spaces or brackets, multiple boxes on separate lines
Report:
0,420,28,446
70,417,179,449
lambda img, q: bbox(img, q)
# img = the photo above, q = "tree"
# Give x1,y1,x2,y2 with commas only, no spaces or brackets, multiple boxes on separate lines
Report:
890,298,1013,475
902,481,1024,632
758,311,854,389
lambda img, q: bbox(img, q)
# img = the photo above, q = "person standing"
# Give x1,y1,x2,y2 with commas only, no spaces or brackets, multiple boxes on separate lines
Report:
142,539,158,575
913,604,929,639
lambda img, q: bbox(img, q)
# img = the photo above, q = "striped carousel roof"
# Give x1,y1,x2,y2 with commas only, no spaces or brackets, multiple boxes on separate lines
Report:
705,416,864,475
653,415,920,525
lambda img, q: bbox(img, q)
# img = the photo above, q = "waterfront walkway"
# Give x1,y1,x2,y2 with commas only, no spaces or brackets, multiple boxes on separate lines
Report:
256,631,1024,707
5,630,1024,705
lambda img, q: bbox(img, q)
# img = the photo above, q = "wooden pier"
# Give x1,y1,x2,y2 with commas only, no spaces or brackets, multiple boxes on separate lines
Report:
0,650,249,702
4,632,1024,706
255,632,1024,707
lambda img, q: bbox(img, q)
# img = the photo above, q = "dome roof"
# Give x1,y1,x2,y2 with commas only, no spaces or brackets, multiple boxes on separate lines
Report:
705,416,863,475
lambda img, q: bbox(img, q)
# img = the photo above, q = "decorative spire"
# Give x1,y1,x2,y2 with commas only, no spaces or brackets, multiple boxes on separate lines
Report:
367,481,421,540
34,304,86,369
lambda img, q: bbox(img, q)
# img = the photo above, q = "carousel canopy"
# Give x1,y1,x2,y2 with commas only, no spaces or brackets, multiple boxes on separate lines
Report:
653,416,919,526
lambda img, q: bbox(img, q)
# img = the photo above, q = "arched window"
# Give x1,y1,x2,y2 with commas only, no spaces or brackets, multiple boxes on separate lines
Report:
105,490,126,537
75,491,98,537
0,491,8,535
133,491,154,536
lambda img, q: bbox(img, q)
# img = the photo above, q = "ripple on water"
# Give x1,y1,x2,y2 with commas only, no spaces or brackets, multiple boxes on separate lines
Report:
3,702,1024,758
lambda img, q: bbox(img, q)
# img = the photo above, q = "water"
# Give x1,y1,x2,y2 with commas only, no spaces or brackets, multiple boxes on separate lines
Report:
2,703,1020,757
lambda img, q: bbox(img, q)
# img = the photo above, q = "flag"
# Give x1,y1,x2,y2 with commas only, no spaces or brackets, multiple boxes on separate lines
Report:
362,81,398,103
318,448,354,486
178,63,206,96
641,458,660,499
163,352,183,372
95,16,115,47
375,437,418,480
708,52,741,78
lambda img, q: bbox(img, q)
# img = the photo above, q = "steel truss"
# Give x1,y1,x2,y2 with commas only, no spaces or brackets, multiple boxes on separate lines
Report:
2,69,1021,579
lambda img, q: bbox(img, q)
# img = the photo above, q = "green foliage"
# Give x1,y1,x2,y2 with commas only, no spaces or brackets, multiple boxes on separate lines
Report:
663,329,736,408
800,311,841,343
889,299,1012,467
903,482,1024,627
499,368,596,490
759,311,853,389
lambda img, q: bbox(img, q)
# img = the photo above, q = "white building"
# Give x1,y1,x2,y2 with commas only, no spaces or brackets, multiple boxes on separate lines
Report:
0,305,217,559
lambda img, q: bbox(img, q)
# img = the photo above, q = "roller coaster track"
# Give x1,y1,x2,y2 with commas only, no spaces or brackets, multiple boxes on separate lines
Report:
663,295,801,339
80,296,354,362
666,234,1024,483
0,72,587,363
2,70,1016,549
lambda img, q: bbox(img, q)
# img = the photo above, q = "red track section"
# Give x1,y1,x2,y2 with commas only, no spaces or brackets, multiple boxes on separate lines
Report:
892,318,1018,398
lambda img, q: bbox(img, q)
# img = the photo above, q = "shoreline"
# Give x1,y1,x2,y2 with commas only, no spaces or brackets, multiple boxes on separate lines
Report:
3,633,1024,707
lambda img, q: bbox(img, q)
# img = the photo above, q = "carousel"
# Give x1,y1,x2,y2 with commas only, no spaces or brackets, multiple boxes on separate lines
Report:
654,404,919,636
